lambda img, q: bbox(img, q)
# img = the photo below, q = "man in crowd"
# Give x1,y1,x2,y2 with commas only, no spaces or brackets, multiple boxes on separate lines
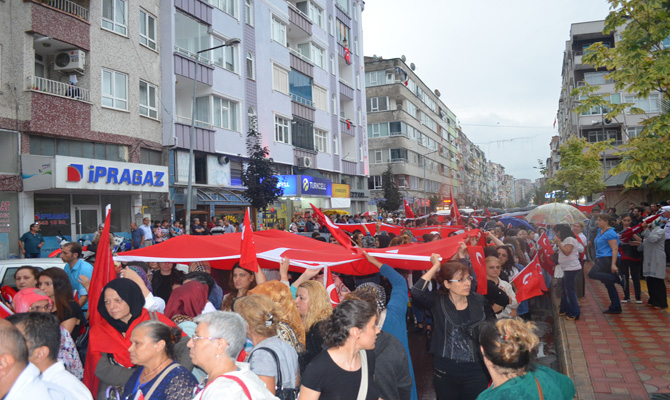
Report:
191,218,206,235
19,223,44,259
60,243,93,311
586,206,601,262
138,217,153,247
210,219,225,235
0,319,54,399
7,313,91,400
222,218,236,234
130,222,142,250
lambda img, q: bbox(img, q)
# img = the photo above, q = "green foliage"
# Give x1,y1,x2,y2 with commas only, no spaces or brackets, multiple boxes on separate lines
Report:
378,165,402,212
546,137,610,200
428,194,441,213
242,124,283,211
571,0,670,187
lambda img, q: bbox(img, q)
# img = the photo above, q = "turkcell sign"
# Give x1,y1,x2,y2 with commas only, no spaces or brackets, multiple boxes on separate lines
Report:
300,175,332,197
274,175,298,196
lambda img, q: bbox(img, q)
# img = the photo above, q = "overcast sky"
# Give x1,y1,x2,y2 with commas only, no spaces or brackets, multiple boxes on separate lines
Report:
362,0,612,181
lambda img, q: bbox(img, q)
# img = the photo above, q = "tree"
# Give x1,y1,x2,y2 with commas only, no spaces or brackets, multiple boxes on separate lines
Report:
242,120,283,226
428,193,441,213
378,165,402,212
546,137,610,200
573,0,670,188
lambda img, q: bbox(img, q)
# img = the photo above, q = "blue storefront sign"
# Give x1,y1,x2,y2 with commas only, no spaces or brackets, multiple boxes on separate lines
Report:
300,175,332,197
275,175,298,196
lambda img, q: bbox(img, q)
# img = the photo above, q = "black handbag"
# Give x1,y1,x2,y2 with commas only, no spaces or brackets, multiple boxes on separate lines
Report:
248,347,298,400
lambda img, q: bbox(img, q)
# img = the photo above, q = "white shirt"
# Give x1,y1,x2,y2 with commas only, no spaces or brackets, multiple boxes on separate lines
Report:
41,362,93,400
557,237,583,271
496,279,518,320
144,292,166,313
139,224,153,241
664,220,670,240
5,363,59,400
192,362,278,400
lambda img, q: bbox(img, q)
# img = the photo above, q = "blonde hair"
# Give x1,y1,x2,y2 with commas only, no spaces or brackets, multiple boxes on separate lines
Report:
249,281,305,346
298,280,332,331
485,256,501,266
233,294,279,338
480,319,540,373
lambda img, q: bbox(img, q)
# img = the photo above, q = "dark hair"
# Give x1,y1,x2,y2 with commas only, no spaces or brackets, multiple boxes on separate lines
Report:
6,312,60,362
435,261,471,296
376,234,391,248
479,319,539,372
553,224,576,240
126,261,150,274
320,298,378,348
496,246,517,277
315,237,327,242
38,268,74,322
503,237,528,266
598,213,615,226
135,320,182,360
14,266,40,282
483,246,499,258
63,242,82,258
221,264,256,311
183,271,215,296
422,233,434,242
311,231,321,238
0,319,29,364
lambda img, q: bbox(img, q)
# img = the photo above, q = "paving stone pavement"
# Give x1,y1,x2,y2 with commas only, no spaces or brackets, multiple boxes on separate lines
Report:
558,267,670,400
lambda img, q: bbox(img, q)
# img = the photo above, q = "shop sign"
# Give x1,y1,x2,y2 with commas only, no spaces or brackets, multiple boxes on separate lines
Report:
274,175,298,196
332,184,350,198
351,191,367,199
300,176,332,197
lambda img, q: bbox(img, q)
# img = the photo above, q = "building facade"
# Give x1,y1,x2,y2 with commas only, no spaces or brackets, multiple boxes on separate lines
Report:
364,56,460,212
0,0,166,258
457,129,488,206
161,0,369,228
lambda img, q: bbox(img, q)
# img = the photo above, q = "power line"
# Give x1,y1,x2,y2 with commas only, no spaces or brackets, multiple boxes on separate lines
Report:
462,123,553,129
473,134,547,145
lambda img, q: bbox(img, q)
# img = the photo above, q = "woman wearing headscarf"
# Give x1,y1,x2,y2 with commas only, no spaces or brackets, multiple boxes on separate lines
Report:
84,279,192,397
164,280,210,327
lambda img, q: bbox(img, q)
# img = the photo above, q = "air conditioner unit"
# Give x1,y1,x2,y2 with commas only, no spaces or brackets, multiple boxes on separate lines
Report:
54,50,86,72
299,157,312,168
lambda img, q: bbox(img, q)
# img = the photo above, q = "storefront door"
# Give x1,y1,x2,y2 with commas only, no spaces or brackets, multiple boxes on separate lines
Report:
74,206,100,242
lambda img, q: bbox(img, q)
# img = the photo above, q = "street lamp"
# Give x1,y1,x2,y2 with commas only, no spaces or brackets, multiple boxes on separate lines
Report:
423,149,439,215
185,38,241,234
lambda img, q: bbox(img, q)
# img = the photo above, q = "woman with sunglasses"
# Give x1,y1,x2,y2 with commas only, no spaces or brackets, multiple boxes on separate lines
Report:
410,251,496,400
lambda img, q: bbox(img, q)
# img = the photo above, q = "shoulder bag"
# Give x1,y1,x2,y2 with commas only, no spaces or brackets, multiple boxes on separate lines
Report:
248,347,298,400
356,349,368,400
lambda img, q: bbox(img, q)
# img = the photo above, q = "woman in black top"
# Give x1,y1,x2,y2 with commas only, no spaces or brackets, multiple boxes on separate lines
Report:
411,252,496,400
151,262,185,303
38,267,84,340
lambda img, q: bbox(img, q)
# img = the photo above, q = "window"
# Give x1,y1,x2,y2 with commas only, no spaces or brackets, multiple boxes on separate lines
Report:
139,80,158,119
293,118,314,150
336,0,349,14
139,10,157,50
194,153,207,184
331,94,337,114
140,148,162,165
367,123,389,138
624,94,660,113
244,0,254,25
246,52,255,80
210,0,237,18
586,129,620,144
275,115,291,143
372,150,382,163
213,97,239,131
358,108,362,125
336,19,350,46
175,12,210,57
0,130,18,174
330,54,335,74
102,0,127,35
298,43,324,69
366,96,389,112
356,73,360,89
212,37,237,72
329,16,334,36
365,70,390,87
313,85,328,111
333,133,339,155
369,175,382,190
406,101,417,117
271,16,287,46
315,129,328,152
34,53,45,78
584,71,608,85
354,38,359,55
31,136,128,161
195,96,211,127
627,126,644,139
102,69,128,110
272,65,289,94
309,2,324,28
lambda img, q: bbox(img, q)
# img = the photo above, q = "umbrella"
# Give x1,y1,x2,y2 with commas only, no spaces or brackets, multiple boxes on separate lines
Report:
525,203,588,225
323,209,350,215
499,217,535,231
361,211,377,217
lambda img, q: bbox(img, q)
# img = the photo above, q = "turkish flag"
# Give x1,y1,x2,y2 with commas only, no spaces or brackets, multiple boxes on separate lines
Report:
537,232,554,257
485,208,491,217
467,246,487,295
311,203,358,253
1,286,17,304
536,232,555,275
0,302,13,319
404,199,415,218
239,208,259,272
620,214,661,242
450,190,461,224
83,205,118,394
512,254,546,303
325,267,340,307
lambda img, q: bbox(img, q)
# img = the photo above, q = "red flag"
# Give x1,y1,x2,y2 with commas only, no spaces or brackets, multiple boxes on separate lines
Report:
485,208,491,217
450,190,461,224
404,199,415,218
325,268,340,307
467,246,487,295
310,203,358,252
553,118,557,128
537,232,554,257
512,254,546,303
620,214,661,242
344,46,351,65
1,286,17,304
536,232,555,275
0,301,13,319
83,205,117,393
239,208,259,272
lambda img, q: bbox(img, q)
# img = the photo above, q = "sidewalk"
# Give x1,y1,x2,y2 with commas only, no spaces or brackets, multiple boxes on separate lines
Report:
557,268,670,399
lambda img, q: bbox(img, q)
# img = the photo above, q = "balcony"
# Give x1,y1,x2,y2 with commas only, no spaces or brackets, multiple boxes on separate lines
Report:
339,80,354,100
288,3,312,35
32,0,89,21
175,0,213,24
27,76,90,103
340,118,355,136
342,160,357,175
289,49,314,78
174,120,216,152
174,50,214,86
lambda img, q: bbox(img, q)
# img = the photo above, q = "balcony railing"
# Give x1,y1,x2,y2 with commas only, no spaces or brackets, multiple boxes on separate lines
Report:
176,115,214,130
289,93,314,108
35,0,89,21
27,76,90,103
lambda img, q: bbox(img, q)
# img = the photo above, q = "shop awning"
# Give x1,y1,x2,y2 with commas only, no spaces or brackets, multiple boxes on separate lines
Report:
196,188,250,206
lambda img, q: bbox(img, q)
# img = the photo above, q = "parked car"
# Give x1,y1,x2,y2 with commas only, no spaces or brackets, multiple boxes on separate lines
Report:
0,258,67,291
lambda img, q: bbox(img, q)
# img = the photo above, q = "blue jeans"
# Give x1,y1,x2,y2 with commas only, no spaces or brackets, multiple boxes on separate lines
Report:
560,270,580,318
588,257,621,311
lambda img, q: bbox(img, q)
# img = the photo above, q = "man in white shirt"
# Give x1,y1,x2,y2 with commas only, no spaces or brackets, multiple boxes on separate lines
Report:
222,218,236,234
0,319,59,400
6,313,92,400
139,217,154,247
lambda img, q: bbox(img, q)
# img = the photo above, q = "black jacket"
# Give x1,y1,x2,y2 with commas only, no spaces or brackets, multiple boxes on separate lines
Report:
411,279,495,362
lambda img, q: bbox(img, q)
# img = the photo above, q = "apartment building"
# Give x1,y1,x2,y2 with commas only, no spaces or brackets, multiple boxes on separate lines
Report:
364,56,459,212
0,0,166,259
555,20,664,185
162,0,369,227
457,130,488,205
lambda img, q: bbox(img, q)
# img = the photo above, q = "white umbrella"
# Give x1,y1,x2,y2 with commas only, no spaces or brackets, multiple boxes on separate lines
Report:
525,203,588,225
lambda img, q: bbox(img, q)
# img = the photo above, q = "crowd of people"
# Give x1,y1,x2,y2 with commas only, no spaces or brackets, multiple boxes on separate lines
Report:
6,198,670,399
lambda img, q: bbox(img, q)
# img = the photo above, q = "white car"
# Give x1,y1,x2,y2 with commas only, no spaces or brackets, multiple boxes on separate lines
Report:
0,258,67,290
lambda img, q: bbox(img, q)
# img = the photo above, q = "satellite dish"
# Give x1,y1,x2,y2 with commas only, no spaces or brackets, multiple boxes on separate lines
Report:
434,89,441,97
372,54,378,60
410,63,416,70
401,55,406,62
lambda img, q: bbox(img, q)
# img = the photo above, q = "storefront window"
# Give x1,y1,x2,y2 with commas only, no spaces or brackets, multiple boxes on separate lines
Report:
34,194,71,238
0,192,19,259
